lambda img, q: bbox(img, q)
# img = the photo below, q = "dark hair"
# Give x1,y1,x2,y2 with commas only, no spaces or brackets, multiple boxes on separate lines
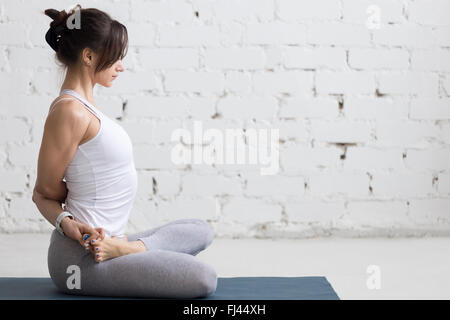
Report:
44,5,128,74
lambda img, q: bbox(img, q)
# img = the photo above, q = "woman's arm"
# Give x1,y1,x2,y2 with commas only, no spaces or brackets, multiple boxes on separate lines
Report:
32,188,104,247
33,99,89,226
41,180,68,203
32,188,71,229
34,180,68,203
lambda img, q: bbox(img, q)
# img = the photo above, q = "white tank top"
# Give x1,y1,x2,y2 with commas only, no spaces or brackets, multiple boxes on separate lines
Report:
54,89,138,239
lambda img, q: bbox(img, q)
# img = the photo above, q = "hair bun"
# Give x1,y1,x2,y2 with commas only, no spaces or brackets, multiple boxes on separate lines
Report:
45,5,81,28
44,9,68,52
44,9,65,28
44,5,82,52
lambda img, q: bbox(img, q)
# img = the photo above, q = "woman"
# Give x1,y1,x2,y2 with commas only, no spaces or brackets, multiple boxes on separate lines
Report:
32,5,217,299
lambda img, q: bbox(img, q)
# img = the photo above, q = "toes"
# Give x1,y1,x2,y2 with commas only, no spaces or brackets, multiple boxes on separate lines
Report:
90,238,102,249
90,243,101,254
92,245,104,262
90,245,100,255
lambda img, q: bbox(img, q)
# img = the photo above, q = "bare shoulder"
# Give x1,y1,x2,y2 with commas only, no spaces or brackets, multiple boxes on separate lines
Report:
45,97,90,140
48,95,89,119
49,94,82,114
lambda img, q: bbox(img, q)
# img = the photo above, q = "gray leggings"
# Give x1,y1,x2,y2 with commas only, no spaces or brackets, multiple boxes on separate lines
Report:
47,218,218,299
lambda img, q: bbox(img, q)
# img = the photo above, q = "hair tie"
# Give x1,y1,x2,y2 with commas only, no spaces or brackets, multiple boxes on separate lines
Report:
45,24,66,52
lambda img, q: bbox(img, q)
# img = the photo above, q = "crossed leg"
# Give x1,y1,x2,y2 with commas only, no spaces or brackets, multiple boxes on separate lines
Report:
127,218,215,256
48,218,218,299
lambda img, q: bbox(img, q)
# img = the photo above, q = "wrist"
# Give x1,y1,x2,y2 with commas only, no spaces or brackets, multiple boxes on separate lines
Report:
60,216,73,232
55,211,74,236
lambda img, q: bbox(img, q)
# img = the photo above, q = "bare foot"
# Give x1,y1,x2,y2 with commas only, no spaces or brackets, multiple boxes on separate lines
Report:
112,234,128,242
89,236,145,263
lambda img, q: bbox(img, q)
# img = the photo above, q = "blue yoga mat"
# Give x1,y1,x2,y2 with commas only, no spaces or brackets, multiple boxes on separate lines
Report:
0,276,339,300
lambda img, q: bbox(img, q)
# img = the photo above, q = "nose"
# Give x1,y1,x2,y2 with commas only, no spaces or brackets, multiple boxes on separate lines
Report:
116,60,124,72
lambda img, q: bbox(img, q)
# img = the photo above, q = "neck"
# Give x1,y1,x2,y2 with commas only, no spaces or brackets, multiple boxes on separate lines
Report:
60,66,96,105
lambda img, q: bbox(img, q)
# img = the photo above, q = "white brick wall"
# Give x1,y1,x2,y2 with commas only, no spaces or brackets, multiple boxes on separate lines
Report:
1,0,450,238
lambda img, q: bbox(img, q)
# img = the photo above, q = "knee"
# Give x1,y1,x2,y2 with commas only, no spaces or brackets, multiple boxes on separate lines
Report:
198,265,218,297
199,220,214,248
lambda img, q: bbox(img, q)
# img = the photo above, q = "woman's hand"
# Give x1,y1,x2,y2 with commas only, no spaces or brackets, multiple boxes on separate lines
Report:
60,217,105,248
83,227,106,249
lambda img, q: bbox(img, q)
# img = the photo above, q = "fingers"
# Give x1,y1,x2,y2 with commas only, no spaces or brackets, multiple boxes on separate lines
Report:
80,225,101,246
84,231,103,250
76,232,86,248
78,225,108,254
81,224,100,238
80,233,99,251
95,227,105,240
81,234,92,250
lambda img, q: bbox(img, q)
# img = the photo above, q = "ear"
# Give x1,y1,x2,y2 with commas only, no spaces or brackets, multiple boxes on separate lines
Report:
81,47,96,67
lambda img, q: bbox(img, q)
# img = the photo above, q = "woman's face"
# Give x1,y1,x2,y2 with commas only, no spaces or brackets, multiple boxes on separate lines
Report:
95,59,124,88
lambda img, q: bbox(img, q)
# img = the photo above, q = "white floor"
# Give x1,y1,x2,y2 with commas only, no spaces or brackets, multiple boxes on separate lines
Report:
0,233,449,299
